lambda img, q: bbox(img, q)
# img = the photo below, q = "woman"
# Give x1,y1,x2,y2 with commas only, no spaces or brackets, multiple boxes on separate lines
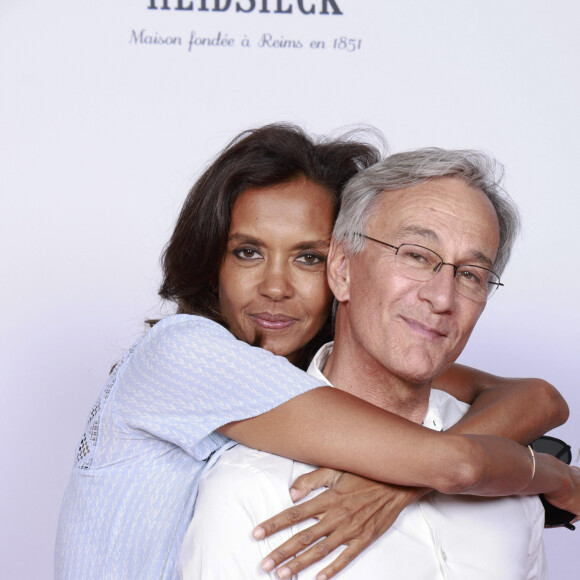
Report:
55,123,576,580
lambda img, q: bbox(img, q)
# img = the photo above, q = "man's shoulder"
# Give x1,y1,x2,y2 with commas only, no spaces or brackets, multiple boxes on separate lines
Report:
210,443,296,472
200,443,316,511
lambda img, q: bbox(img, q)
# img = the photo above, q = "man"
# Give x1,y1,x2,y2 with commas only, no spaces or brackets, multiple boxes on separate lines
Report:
179,148,547,578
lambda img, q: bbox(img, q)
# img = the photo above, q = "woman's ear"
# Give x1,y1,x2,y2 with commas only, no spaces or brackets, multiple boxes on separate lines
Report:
327,238,350,303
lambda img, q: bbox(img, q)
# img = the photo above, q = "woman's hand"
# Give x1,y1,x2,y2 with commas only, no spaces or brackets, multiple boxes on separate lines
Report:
253,468,428,580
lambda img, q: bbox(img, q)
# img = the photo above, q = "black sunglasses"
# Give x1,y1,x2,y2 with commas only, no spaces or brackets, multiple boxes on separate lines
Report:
529,435,575,530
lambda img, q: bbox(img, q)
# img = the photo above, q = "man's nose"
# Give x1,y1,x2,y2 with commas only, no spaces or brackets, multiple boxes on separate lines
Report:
417,263,457,311
258,260,294,301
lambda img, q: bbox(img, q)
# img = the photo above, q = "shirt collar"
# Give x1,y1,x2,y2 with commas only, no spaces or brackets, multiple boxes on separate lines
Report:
422,394,444,431
306,342,333,386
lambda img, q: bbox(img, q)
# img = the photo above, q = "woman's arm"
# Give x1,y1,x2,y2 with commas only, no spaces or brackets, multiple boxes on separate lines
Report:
219,386,573,498
212,338,568,578
251,448,579,580
224,380,574,580
212,349,569,580
224,388,580,578
434,364,569,442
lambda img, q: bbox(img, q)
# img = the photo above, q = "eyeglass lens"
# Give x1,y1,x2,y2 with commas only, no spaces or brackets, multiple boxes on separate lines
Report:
530,436,572,464
395,244,499,302
530,436,575,530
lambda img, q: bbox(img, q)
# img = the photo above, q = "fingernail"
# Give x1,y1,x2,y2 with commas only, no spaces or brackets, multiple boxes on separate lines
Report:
317,575,328,580
253,526,265,540
289,487,300,502
277,567,291,579
262,558,275,572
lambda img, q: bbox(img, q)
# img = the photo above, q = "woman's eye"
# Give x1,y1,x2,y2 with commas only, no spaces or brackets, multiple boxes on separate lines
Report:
233,248,261,260
296,253,325,265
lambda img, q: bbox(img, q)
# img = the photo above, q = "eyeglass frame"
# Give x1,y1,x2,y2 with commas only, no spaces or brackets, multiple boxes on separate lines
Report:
354,233,504,302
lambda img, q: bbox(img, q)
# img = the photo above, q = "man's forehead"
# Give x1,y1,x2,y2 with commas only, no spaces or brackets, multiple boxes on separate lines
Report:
366,179,500,265
368,177,495,226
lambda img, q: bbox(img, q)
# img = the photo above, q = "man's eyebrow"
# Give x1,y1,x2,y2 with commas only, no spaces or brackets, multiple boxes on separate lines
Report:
465,250,494,269
396,226,494,268
396,226,441,245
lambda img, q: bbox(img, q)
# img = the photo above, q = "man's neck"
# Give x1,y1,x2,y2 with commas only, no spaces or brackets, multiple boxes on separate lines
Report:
322,335,431,425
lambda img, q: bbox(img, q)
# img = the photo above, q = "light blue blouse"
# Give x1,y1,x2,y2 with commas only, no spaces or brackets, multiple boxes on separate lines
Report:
55,315,323,579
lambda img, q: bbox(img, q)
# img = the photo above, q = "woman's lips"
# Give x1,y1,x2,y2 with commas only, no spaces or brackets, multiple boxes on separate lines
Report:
251,313,298,330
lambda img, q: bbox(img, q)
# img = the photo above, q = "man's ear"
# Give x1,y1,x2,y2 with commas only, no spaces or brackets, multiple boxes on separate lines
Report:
327,238,350,303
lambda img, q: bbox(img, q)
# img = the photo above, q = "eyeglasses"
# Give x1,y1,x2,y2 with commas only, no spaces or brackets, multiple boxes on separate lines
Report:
356,233,503,303
529,435,576,530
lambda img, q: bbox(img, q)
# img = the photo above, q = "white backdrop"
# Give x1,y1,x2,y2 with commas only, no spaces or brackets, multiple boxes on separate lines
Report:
1,1,579,577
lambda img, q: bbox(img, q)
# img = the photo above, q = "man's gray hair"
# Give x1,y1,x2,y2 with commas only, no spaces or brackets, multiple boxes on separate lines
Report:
332,147,521,277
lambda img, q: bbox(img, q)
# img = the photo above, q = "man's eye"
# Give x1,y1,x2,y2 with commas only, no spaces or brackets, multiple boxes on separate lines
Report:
296,253,324,265
401,249,428,263
458,269,482,285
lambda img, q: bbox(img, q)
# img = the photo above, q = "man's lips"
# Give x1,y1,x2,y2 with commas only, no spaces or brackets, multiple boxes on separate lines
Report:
402,316,447,339
250,313,298,330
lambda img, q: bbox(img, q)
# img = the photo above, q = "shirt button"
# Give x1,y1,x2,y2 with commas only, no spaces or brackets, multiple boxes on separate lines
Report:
441,550,447,561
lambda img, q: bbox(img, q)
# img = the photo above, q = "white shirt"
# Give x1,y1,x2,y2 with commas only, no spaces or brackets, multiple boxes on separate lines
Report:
179,344,547,580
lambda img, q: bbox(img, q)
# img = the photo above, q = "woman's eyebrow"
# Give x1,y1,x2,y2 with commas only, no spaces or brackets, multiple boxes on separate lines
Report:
227,233,263,246
292,240,330,252
228,234,330,252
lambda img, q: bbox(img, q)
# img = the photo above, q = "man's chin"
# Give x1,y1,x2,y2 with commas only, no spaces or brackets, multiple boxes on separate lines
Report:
402,372,435,388
394,354,445,386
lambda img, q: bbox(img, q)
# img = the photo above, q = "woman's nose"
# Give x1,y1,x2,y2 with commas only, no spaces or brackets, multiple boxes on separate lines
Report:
258,261,295,301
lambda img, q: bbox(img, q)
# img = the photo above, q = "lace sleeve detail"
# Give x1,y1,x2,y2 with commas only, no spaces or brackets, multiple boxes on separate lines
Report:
75,344,137,470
